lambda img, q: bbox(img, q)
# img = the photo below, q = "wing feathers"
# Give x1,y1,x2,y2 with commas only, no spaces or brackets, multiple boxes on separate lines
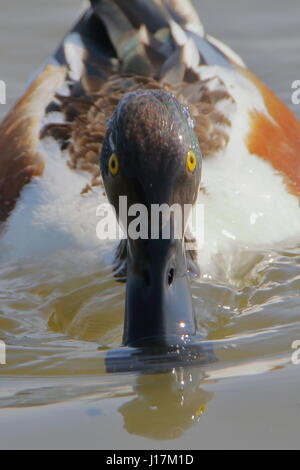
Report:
161,0,204,35
0,64,67,221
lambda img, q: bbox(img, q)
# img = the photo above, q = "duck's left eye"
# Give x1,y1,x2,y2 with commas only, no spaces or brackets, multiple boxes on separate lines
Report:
186,150,197,173
108,153,119,176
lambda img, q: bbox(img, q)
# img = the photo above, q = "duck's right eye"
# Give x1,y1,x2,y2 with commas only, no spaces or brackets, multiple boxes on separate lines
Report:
108,153,119,176
186,150,197,173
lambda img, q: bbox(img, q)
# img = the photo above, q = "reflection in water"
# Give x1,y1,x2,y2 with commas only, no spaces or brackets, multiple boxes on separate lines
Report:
106,343,215,440
119,367,213,440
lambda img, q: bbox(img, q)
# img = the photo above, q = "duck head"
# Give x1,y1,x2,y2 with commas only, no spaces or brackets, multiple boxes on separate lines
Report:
100,90,202,347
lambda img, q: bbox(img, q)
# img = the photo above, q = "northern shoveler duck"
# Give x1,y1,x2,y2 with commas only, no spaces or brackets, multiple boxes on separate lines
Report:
1,0,300,346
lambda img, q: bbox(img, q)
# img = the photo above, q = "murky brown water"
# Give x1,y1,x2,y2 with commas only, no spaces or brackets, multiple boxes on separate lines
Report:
1,0,300,450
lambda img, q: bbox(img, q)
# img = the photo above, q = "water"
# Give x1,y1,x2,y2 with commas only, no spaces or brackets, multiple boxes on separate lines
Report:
0,0,300,450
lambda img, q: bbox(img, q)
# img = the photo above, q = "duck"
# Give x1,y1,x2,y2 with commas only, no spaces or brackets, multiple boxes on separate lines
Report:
1,0,300,347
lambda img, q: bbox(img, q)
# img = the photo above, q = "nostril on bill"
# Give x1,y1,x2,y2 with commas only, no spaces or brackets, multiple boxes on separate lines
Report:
168,268,175,286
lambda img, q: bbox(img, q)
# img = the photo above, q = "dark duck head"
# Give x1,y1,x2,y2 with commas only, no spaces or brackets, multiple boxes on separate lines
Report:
100,89,202,347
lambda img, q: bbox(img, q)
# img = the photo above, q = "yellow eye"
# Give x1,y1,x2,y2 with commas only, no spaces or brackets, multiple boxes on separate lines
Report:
186,150,197,173
108,153,119,176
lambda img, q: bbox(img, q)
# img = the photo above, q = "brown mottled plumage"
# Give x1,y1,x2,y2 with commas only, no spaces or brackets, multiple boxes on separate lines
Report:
41,73,232,194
